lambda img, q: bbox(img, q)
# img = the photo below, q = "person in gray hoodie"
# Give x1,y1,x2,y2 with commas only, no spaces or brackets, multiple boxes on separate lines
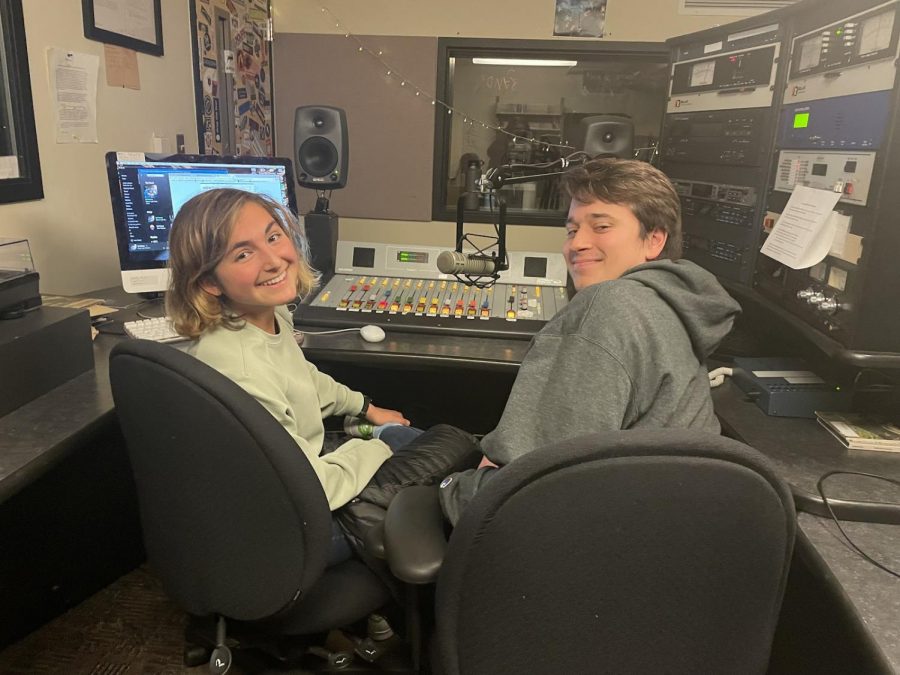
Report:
439,157,742,524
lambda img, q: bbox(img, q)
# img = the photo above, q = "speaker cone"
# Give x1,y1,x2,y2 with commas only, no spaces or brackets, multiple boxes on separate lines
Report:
298,137,338,177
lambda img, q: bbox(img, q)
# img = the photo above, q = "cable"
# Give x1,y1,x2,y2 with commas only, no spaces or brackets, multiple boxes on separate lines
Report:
816,470,900,578
294,327,363,336
708,366,732,388
135,297,167,320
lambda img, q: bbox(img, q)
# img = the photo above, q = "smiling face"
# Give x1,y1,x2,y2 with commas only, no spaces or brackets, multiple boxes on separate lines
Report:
200,201,299,333
563,198,667,291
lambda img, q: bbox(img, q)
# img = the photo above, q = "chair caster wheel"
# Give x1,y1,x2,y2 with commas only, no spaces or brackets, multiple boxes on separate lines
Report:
308,645,354,670
209,644,232,674
183,645,211,667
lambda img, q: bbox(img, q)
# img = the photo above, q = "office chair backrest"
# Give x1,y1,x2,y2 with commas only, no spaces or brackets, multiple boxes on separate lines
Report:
109,340,333,622
436,429,796,675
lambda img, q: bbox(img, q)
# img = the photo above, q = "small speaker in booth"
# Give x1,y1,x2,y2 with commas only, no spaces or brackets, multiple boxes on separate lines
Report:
579,114,634,159
294,106,349,190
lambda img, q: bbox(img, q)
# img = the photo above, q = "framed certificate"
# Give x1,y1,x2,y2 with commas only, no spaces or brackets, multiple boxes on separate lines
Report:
82,0,163,57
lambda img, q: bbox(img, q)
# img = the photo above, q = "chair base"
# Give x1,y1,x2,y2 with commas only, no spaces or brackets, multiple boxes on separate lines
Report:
183,614,417,673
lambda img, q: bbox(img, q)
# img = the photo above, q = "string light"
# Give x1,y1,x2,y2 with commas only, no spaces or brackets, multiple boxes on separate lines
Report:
314,2,575,151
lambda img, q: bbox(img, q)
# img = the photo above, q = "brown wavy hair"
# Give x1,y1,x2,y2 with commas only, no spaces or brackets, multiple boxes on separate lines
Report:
165,189,319,338
561,158,682,260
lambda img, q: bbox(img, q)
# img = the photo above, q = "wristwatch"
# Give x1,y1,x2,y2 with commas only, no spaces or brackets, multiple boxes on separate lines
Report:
357,395,372,419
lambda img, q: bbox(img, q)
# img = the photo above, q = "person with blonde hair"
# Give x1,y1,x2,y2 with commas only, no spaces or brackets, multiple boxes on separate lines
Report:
167,189,422,560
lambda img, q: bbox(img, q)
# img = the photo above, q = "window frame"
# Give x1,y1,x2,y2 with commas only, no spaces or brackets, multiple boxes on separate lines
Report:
431,37,668,226
0,0,43,204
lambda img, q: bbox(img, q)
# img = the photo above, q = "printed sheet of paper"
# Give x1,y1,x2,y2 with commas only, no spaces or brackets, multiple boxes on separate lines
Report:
48,49,99,143
93,0,157,45
760,185,842,269
104,44,140,90
0,156,19,179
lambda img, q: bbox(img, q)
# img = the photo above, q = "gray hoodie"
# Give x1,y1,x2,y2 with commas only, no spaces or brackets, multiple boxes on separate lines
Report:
439,258,741,524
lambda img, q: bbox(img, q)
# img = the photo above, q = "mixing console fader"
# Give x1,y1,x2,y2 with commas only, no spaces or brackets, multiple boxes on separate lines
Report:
294,241,570,340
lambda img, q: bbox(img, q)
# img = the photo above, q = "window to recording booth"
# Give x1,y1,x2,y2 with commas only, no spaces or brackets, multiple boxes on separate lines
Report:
0,0,43,203
432,38,670,226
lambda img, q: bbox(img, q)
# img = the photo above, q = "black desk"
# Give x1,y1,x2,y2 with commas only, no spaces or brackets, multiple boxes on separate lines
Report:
1,299,898,669
0,335,142,648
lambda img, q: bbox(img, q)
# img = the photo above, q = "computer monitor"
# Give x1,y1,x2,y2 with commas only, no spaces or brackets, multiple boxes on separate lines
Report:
105,152,298,295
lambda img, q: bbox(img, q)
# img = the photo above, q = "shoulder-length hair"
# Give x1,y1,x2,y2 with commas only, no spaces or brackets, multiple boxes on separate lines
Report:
166,188,319,338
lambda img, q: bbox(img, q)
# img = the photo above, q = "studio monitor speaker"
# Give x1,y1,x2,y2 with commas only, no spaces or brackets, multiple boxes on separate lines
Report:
579,115,634,159
294,106,349,189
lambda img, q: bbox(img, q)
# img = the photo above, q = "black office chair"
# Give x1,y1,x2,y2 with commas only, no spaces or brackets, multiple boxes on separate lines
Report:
382,429,797,675
108,339,392,671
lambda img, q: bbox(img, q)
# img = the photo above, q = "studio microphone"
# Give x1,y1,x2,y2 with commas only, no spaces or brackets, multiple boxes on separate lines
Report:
437,250,501,277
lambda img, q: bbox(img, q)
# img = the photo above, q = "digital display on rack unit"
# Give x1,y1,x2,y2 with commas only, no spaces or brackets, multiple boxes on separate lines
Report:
797,36,822,71
793,112,810,129
396,250,429,264
860,11,894,56
691,183,715,198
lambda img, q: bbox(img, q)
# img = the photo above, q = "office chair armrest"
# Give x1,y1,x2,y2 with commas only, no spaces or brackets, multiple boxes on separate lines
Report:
364,521,386,559
383,485,448,585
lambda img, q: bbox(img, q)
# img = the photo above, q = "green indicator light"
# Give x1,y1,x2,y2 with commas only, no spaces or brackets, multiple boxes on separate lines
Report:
835,29,843,36
793,112,810,129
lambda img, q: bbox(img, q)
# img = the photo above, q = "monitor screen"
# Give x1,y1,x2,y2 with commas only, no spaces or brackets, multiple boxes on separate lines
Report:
105,152,297,294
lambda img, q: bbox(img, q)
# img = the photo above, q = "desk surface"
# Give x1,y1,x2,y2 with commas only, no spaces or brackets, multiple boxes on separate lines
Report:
1,298,898,669
712,382,900,519
798,512,900,669
0,336,115,503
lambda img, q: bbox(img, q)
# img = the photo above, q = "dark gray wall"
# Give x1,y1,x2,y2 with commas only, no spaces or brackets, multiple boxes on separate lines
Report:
273,33,437,221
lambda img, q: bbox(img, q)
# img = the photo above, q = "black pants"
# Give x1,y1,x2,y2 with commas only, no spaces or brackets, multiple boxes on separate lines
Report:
335,424,481,575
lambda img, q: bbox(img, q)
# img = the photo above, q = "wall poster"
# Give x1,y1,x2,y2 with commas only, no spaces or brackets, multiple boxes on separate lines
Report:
190,0,274,156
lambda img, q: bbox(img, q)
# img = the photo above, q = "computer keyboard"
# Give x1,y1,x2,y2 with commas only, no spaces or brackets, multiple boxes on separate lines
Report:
123,316,187,343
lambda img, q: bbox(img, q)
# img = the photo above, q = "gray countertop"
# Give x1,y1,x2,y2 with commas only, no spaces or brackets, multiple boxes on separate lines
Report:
798,512,900,670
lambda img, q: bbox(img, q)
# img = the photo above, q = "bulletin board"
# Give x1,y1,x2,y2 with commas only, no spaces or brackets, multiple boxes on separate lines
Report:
273,33,437,220
190,0,274,156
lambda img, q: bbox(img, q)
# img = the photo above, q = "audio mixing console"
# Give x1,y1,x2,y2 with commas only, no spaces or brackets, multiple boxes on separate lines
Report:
293,241,570,340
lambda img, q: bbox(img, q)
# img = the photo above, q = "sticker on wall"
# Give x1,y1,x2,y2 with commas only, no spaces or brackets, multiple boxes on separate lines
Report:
553,0,607,38
202,67,218,95
193,0,273,155
201,26,212,54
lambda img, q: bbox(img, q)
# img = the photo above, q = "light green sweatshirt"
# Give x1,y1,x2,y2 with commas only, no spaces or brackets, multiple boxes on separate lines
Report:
188,305,391,510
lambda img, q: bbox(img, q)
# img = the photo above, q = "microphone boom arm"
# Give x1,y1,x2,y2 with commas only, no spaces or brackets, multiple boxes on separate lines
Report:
484,168,567,190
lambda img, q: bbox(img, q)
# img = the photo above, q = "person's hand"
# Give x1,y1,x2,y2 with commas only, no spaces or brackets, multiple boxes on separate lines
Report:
478,455,498,469
365,404,410,427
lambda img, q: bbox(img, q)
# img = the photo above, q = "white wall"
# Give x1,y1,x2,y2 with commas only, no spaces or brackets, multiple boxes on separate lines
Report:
0,0,197,295
272,0,739,254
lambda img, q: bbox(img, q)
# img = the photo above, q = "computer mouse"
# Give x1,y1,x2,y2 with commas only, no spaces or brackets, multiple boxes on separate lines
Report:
359,324,386,343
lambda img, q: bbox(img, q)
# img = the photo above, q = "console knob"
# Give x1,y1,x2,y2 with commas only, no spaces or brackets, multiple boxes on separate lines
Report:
807,291,826,306
819,297,839,314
